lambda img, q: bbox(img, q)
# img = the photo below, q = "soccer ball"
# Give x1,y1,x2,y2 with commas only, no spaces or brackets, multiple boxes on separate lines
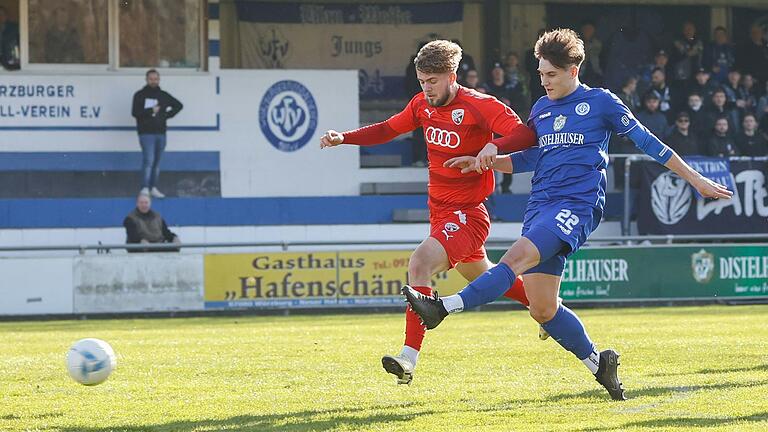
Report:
66,338,117,386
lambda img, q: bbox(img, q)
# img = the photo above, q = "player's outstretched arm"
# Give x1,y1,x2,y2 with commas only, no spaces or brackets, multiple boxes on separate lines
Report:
626,123,732,199
443,154,513,174
664,153,734,200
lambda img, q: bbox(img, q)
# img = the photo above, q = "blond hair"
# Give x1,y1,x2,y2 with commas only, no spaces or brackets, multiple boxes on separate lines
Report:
414,40,462,74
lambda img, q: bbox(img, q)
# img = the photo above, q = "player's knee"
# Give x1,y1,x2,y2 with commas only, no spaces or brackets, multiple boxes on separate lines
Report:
408,256,431,284
499,253,537,276
529,302,558,324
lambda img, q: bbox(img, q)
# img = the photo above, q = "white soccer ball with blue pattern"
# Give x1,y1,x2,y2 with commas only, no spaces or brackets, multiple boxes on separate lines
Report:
66,338,117,385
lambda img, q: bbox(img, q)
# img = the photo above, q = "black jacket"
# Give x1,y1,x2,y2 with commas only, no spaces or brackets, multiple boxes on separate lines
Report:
131,85,183,134
666,129,701,156
736,132,768,157
706,133,739,157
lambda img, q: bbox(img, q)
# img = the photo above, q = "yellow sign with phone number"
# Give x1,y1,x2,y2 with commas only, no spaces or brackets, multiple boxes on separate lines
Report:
204,250,468,309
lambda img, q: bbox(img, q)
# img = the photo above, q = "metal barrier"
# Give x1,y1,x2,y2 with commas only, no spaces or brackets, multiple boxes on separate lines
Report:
1,234,767,256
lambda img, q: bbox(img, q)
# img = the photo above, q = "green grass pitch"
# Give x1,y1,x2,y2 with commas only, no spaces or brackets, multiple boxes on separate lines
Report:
2,305,767,431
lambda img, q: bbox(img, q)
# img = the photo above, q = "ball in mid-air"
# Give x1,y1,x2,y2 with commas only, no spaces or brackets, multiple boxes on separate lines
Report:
66,338,117,386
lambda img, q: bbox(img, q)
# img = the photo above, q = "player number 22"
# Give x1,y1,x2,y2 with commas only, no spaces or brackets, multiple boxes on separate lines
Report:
555,209,580,231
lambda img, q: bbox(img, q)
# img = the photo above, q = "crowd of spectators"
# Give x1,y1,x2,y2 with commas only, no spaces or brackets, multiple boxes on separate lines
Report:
572,20,768,157
453,21,768,162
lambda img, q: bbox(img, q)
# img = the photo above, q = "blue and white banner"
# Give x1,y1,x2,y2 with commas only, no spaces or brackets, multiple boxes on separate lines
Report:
0,70,360,198
0,76,216,130
683,156,736,199
234,1,464,99
638,160,768,235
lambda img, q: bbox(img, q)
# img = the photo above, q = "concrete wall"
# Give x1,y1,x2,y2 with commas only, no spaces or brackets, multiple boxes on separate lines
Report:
73,255,204,313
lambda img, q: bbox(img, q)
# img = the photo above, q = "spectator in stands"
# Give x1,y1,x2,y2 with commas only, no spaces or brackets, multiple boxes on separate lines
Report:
707,117,739,157
452,39,476,83
650,67,674,117
44,7,83,63
636,91,668,139
689,68,717,108
481,61,525,194
706,88,741,135
665,111,700,156
0,6,19,70
737,113,768,157
736,25,768,87
704,26,735,85
737,73,758,114
671,21,703,97
723,69,744,109
464,70,485,94
637,49,669,96
579,20,604,88
503,51,528,104
757,80,768,123
123,193,180,252
131,69,183,198
481,61,521,108
760,112,768,142
618,76,640,113
685,92,708,140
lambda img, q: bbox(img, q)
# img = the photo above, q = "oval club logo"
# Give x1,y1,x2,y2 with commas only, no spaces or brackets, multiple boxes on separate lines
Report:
259,80,318,152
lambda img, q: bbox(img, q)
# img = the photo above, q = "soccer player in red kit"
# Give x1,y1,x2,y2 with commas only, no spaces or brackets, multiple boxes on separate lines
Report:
320,40,537,385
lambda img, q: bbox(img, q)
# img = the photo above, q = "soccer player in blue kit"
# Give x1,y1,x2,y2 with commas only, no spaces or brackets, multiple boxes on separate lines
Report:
403,28,733,400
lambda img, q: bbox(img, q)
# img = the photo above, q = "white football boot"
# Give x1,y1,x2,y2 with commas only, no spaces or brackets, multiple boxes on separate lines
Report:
381,354,414,385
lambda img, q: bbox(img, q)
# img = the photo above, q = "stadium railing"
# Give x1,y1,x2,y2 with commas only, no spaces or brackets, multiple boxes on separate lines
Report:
1,233,767,256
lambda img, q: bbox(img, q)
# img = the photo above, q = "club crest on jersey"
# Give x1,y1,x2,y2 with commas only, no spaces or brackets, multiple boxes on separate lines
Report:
621,115,630,126
575,102,590,115
553,115,567,132
444,222,460,232
451,109,464,125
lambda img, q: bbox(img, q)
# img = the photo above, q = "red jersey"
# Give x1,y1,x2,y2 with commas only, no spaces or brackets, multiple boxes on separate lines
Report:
344,86,535,210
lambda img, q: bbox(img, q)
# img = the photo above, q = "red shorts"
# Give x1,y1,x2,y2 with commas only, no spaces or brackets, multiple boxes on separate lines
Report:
429,203,491,268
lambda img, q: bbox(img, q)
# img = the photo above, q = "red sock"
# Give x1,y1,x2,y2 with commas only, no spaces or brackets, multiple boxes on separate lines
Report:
404,285,432,350
502,276,529,307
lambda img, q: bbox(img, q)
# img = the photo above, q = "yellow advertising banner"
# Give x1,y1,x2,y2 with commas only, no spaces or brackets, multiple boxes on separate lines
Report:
204,250,467,309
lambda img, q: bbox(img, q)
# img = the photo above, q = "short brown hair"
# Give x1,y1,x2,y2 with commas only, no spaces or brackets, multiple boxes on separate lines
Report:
535,28,585,69
414,40,462,74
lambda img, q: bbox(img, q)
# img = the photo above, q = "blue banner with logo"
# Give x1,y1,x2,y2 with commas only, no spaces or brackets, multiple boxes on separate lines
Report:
233,2,464,99
683,156,736,199
637,160,768,235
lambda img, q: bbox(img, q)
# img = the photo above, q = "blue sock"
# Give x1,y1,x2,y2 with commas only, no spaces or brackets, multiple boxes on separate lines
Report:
457,263,516,310
541,305,595,360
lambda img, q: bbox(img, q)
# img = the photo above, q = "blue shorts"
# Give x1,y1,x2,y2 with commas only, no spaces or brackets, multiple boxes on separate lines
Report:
521,200,603,276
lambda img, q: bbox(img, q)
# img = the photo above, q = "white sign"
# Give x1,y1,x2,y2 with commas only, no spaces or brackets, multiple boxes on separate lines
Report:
0,257,74,315
0,70,361,197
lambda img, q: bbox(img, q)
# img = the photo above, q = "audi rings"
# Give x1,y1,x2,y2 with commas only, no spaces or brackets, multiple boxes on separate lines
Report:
425,126,461,148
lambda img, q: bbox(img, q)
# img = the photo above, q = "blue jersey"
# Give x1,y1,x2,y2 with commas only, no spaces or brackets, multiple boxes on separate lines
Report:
518,84,638,210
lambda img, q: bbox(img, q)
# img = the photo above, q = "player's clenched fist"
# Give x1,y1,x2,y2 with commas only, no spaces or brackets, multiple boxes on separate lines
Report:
320,130,344,148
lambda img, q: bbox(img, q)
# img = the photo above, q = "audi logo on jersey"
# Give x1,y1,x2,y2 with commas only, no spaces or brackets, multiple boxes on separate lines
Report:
425,126,461,148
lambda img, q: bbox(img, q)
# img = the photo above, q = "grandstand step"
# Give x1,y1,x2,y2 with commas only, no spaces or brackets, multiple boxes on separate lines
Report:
360,154,403,168
0,172,220,198
361,182,427,195
392,208,430,223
